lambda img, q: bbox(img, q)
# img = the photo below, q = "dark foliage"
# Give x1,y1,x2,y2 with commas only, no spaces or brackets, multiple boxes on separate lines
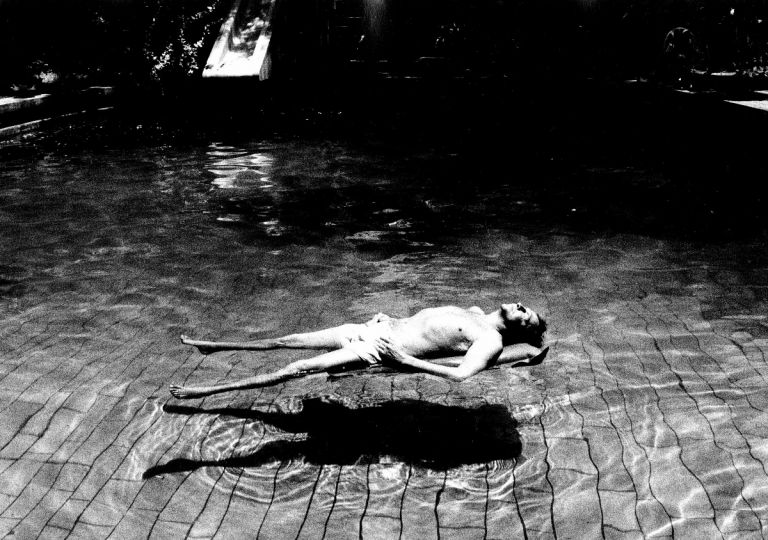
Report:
2,0,768,94
0,0,228,93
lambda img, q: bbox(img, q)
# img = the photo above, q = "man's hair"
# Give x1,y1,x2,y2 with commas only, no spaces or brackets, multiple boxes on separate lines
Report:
504,315,547,347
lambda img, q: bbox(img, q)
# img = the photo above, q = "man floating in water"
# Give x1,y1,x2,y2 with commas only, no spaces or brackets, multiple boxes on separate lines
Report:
170,303,547,399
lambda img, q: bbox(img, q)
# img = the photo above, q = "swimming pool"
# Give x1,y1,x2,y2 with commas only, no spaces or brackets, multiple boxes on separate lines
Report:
1,90,767,538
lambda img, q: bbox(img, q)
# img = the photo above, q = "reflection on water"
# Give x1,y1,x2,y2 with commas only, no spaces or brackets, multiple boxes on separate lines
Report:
207,143,275,190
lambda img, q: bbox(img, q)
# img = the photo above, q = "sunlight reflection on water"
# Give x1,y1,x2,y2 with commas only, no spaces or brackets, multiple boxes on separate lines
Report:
207,144,275,190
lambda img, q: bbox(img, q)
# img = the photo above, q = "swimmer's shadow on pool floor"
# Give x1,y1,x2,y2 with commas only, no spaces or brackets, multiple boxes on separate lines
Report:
144,399,521,478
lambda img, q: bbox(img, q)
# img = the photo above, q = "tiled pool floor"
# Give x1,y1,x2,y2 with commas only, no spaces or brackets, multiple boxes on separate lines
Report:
1,115,767,538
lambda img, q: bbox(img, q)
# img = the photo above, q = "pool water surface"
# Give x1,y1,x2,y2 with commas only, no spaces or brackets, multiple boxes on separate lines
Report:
1,106,768,538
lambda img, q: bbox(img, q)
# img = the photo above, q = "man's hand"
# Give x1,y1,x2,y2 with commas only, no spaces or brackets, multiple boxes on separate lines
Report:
374,337,410,365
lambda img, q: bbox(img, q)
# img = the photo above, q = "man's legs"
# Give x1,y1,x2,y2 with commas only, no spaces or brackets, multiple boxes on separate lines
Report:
180,324,362,355
169,347,365,399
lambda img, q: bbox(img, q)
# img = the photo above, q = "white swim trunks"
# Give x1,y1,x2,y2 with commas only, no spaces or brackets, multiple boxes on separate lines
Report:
339,320,396,364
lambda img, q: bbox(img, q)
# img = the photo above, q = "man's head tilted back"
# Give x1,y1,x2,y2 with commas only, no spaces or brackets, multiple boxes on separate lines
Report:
500,303,547,347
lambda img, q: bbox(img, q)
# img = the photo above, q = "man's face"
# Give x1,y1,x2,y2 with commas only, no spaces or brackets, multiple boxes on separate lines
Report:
502,303,541,330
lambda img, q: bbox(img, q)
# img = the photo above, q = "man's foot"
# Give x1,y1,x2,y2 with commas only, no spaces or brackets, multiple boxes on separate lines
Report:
180,334,219,355
169,383,210,399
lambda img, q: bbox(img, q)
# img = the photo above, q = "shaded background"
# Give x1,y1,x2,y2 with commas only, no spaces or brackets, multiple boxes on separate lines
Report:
3,0,768,91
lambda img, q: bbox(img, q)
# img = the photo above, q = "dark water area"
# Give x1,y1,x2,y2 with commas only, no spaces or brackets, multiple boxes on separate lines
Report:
7,80,767,245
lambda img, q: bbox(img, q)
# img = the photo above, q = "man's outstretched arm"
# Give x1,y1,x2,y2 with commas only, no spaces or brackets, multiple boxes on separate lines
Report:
375,336,502,382
434,343,547,368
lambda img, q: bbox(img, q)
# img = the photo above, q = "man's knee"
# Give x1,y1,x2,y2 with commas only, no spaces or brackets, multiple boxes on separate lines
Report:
277,334,300,347
283,359,311,374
